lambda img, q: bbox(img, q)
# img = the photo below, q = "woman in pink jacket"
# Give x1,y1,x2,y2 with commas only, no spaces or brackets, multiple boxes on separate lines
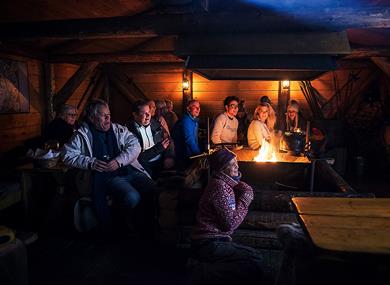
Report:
189,148,263,284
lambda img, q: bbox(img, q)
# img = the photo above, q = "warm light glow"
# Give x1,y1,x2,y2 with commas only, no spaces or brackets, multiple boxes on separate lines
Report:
182,78,190,90
282,80,290,89
254,139,277,162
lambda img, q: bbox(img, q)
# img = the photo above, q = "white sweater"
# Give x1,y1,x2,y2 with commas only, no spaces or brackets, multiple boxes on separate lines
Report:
211,113,238,144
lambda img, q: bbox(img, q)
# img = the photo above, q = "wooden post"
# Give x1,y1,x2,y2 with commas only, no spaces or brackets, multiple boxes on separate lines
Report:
103,73,110,104
277,81,290,131
182,70,192,114
43,63,55,122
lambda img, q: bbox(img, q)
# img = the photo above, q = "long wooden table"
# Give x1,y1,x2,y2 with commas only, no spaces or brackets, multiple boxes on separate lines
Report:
292,197,390,254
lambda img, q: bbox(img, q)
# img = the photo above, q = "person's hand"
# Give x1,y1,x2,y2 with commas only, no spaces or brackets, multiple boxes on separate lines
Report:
92,159,107,172
105,159,120,172
161,138,170,149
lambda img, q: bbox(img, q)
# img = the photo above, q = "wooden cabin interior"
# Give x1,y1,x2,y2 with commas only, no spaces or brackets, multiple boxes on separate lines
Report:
0,0,389,284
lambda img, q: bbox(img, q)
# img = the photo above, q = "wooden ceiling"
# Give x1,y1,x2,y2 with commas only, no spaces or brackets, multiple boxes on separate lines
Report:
0,0,389,64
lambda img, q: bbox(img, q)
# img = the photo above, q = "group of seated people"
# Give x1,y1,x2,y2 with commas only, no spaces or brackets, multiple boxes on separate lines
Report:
42,96,308,233
40,96,313,284
211,95,307,150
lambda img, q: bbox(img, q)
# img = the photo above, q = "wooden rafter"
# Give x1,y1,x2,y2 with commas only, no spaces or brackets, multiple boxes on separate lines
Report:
77,69,102,112
53,62,99,111
371,57,390,77
48,52,182,63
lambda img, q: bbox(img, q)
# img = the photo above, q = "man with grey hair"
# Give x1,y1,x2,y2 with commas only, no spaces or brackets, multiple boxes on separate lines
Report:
62,99,156,231
44,104,78,146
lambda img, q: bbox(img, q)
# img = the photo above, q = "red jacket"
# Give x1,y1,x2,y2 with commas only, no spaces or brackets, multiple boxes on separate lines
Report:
192,172,254,241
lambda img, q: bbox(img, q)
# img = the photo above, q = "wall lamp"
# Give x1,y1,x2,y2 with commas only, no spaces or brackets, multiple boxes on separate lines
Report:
182,78,190,90
282,80,290,89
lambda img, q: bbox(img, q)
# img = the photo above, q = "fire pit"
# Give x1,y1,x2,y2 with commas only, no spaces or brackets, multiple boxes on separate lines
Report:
234,148,353,193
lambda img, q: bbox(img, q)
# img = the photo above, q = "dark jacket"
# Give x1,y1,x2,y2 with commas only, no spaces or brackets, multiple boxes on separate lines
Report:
128,118,174,165
44,117,75,146
172,112,201,161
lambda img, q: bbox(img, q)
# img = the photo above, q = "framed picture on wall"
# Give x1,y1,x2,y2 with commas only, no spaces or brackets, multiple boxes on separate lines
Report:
0,58,29,114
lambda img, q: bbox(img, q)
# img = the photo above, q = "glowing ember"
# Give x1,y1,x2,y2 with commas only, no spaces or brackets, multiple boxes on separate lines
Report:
254,139,277,162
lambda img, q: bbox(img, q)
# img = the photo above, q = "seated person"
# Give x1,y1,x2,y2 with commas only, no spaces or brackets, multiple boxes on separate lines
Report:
128,100,175,179
148,99,170,136
190,148,263,284
211,96,240,145
236,100,250,146
279,100,307,154
44,104,78,146
259,95,272,105
282,100,306,133
172,100,201,169
62,99,157,231
247,102,276,150
164,99,179,131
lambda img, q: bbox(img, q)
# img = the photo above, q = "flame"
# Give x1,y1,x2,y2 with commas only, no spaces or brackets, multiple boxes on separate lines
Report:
254,139,277,162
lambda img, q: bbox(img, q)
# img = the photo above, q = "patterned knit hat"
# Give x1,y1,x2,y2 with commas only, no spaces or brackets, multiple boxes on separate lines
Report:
209,148,237,172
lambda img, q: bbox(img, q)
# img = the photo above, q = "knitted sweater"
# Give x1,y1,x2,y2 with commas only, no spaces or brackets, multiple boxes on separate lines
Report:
192,172,254,241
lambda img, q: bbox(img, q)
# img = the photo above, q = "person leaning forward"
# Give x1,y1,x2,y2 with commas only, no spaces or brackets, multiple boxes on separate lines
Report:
128,100,175,179
61,99,157,232
189,148,263,285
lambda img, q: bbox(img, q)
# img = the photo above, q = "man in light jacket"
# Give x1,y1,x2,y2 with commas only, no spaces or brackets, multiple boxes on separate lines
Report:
62,99,156,230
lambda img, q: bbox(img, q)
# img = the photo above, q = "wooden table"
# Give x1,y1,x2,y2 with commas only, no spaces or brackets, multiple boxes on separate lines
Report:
18,162,68,225
292,197,390,254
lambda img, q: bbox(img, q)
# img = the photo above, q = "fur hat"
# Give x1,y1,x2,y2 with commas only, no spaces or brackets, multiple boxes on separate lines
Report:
287,100,299,113
209,148,236,172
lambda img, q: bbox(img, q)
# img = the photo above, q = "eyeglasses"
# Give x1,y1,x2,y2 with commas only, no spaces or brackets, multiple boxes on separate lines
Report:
228,104,239,109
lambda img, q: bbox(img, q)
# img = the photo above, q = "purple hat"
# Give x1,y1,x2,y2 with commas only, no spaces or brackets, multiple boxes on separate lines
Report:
209,148,237,172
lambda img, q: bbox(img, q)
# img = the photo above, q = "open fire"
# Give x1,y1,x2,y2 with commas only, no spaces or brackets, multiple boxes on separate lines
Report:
254,139,277,162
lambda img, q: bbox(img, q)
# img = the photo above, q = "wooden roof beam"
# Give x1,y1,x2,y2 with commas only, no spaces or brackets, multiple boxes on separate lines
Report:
1,7,389,40
371,57,390,77
48,52,183,63
53,62,99,110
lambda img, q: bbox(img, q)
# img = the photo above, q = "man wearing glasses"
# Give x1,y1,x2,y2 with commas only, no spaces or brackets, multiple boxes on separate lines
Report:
211,96,240,145
44,104,78,146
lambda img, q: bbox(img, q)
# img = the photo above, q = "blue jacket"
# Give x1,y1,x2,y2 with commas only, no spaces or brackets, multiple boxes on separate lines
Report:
173,112,201,159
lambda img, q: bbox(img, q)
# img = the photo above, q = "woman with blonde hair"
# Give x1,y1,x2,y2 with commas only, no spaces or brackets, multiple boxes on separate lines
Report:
247,102,276,150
